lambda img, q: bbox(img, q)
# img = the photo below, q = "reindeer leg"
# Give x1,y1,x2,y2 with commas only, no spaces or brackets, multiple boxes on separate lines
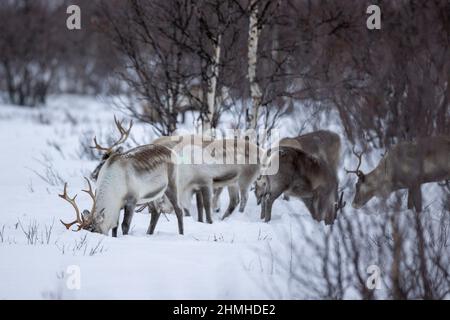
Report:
112,226,118,238
238,180,251,212
122,199,136,235
221,185,240,220
411,185,423,212
147,208,161,235
239,191,248,212
260,184,270,220
407,188,414,210
196,191,204,223
260,199,266,220
111,215,119,238
165,189,184,235
212,187,223,213
200,185,213,224
264,189,283,223
264,196,275,222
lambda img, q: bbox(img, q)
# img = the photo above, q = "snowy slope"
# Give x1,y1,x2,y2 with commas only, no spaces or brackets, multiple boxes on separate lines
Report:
0,95,444,299
0,95,311,299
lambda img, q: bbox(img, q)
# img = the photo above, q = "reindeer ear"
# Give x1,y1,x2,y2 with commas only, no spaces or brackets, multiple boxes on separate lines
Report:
81,209,91,219
116,146,124,153
310,154,321,165
304,153,321,168
96,208,105,223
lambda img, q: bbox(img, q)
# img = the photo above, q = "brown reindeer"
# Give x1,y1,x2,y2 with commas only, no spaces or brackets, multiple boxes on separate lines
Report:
347,136,450,212
255,130,343,224
278,130,341,171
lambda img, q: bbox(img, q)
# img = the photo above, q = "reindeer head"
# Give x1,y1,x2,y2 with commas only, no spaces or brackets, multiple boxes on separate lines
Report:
59,177,103,232
346,146,372,209
90,116,132,181
148,195,174,214
308,169,343,225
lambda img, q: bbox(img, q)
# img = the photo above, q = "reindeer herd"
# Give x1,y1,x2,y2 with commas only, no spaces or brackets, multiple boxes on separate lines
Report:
59,117,450,237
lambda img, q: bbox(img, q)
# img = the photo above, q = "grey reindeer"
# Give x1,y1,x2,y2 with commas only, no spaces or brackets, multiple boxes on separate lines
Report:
255,130,343,225
346,135,450,212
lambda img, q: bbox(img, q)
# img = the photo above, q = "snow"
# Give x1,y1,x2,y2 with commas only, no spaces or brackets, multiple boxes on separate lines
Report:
0,94,445,299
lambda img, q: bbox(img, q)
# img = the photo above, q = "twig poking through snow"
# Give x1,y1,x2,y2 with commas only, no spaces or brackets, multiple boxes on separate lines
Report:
0,225,5,243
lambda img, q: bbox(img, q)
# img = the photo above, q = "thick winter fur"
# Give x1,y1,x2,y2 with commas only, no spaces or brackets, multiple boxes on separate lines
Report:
89,144,184,236
153,135,264,221
279,130,341,171
255,130,341,225
352,135,450,211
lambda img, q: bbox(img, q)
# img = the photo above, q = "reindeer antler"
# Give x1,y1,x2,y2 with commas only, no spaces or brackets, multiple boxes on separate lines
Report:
59,178,96,231
345,146,365,178
91,116,133,153
82,177,96,215
59,183,84,231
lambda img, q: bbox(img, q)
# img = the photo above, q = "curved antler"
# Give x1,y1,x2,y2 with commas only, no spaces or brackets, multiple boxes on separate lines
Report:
59,178,97,232
59,183,84,231
91,116,133,153
82,177,96,216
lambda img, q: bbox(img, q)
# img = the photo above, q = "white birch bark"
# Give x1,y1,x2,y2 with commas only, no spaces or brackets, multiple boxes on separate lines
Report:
203,34,222,133
247,0,262,130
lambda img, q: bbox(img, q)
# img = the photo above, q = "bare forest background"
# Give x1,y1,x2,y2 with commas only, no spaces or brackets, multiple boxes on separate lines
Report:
1,0,448,142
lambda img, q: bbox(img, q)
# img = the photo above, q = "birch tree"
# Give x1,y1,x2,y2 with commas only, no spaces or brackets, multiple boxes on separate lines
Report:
202,30,222,133
244,0,280,130
100,0,195,135
245,0,262,129
193,0,241,133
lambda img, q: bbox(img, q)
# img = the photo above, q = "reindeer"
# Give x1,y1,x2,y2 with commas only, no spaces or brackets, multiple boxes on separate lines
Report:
88,124,223,224
152,135,263,222
61,119,184,236
346,136,450,212
89,122,262,227
255,130,343,224
278,130,341,171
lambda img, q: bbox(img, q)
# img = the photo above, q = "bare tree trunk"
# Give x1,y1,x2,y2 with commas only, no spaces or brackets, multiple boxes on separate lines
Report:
203,35,222,133
167,85,178,135
246,0,262,130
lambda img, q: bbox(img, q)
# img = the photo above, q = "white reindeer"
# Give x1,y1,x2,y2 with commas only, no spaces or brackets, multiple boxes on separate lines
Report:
60,125,184,236
153,135,264,222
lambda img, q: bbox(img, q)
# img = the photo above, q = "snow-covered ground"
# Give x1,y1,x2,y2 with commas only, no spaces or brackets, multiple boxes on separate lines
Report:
0,95,444,299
